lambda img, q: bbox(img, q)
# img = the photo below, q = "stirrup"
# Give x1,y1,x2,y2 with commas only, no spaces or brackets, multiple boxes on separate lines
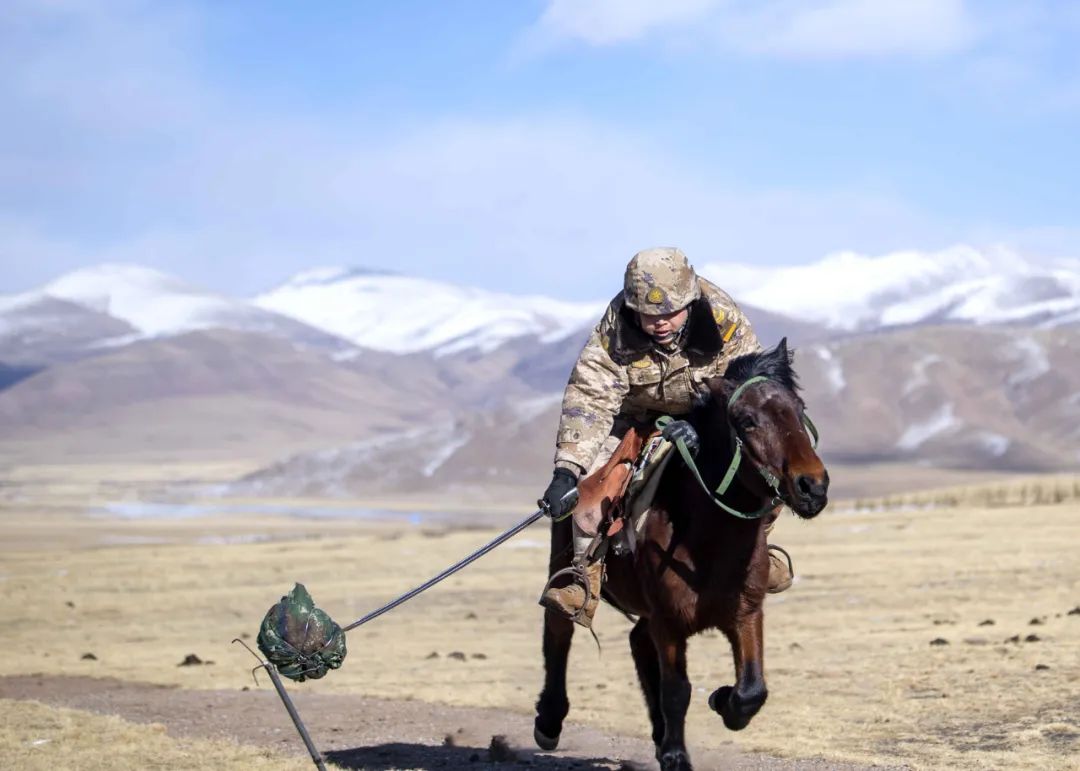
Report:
767,543,794,575
767,543,794,594
540,562,596,626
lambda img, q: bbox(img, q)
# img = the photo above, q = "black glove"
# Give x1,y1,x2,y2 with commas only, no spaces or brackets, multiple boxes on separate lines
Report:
662,419,700,456
540,468,579,519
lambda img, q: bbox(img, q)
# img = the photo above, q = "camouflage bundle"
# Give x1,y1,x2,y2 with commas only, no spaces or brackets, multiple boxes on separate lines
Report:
257,583,347,681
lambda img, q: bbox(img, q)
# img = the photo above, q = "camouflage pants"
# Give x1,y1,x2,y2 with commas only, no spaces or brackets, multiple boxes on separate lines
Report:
584,419,635,476
570,419,634,557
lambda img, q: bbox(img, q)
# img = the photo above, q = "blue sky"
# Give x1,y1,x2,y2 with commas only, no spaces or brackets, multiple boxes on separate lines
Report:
1,0,1078,299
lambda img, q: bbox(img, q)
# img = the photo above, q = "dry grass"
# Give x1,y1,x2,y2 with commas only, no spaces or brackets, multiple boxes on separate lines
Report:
0,699,311,770
847,473,1080,512
0,463,1077,770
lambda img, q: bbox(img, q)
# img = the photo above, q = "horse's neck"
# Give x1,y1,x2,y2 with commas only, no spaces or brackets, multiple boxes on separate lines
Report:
690,427,771,525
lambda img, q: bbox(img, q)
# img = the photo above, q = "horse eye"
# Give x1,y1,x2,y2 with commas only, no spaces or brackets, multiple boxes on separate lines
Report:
739,416,757,430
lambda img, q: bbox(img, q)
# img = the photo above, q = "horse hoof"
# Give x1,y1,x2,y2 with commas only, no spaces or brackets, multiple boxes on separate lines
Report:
710,685,757,731
533,725,560,751
659,749,693,771
708,685,732,715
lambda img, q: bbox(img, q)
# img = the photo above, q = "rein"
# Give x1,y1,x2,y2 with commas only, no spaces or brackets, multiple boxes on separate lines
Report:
656,375,819,521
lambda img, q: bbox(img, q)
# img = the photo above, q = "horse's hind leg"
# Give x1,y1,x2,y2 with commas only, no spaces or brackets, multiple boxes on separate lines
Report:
651,626,693,771
534,516,575,750
629,619,664,750
711,597,768,731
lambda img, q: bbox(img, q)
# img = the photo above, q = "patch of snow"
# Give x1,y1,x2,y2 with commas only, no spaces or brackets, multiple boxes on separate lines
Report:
1049,305,1080,326
42,264,249,335
0,291,41,315
702,245,1080,331
86,332,146,349
896,404,958,451
255,270,604,354
6,263,333,344
879,278,982,326
233,423,459,497
813,345,845,393
512,392,564,424
974,431,1010,457
329,347,364,362
902,354,942,396
1006,337,1050,388
421,432,471,477
0,294,91,337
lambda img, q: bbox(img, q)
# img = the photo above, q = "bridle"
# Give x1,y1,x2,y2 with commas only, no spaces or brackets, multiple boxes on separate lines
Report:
657,375,819,520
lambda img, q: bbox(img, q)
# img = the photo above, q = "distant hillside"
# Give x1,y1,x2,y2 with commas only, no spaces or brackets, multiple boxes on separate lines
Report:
0,296,136,366
227,324,1080,498
0,329,452,461
0,264,355,368
2,258,1077,486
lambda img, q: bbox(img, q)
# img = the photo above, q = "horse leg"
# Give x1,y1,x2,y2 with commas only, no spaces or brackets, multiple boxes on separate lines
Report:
534,516,575,750
710,598,768,731
652,626,693,771
628,619,664,750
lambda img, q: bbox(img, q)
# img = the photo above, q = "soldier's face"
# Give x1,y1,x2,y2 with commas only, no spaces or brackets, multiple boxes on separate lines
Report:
638,308,689,344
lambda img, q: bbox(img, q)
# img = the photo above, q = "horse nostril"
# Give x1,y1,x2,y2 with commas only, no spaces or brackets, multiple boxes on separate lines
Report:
796,475,827,498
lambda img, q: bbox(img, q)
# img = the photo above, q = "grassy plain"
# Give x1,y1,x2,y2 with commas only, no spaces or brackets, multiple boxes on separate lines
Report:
0,461,1077,770
0,699,310,771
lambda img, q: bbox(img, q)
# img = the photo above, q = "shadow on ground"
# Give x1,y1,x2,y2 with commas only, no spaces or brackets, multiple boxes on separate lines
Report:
325,741,641,770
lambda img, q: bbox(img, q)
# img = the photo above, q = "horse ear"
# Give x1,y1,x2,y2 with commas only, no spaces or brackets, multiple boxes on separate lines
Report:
777,336,789,358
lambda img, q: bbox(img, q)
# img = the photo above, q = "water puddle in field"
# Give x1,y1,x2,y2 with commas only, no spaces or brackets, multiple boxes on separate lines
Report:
81,499,529,530
88,500,445,525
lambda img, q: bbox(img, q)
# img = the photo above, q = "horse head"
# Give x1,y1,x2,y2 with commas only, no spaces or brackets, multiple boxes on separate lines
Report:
702,338,829,519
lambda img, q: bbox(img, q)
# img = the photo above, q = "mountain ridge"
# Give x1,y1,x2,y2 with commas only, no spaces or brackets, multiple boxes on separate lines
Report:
5,247,1077,365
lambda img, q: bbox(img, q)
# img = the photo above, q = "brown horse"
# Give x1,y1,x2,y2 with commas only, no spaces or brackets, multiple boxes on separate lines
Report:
534,339,828,771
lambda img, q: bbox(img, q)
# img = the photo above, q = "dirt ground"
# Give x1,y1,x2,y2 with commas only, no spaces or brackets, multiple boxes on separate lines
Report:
1,675,889,770
0,462,1077,770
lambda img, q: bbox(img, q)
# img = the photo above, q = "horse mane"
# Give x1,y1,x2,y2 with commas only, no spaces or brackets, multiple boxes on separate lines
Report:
723,341,800,394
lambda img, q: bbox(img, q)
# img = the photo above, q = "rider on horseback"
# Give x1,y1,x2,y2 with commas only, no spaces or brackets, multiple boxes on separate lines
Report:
539,247,795,626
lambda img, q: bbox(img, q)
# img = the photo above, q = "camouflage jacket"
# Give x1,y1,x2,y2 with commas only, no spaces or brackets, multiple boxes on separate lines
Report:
554,278,761,473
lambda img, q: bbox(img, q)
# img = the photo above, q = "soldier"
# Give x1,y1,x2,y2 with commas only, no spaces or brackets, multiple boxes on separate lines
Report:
538,247,794,626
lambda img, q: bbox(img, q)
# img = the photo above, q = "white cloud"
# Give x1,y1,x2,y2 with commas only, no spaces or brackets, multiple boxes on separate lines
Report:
529,0,977,59
0,107,947,297
1,0,1075,301
730,0,976,59
0,2,954,297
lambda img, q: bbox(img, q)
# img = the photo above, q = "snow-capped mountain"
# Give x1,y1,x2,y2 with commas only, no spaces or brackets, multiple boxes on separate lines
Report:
227,323,1080,499
40,264,343,340
10,248,1074,368
253,267,605,355
702,245,1080,332
3,258,1079,483
0,264,352,362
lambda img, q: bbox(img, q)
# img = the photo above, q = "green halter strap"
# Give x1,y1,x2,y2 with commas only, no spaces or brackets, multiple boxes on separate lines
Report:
656,375,818,520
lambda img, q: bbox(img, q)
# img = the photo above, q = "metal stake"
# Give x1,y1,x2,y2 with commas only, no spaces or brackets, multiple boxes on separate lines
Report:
234,639,327,771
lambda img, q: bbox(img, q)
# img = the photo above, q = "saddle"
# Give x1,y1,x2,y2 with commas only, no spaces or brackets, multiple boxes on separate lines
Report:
573,426,677,552
540,426,675,628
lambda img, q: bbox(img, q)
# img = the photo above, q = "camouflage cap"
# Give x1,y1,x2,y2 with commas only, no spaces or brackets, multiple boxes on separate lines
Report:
623,247,701,314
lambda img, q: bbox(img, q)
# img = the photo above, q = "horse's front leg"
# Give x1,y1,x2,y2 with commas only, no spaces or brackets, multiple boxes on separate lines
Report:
652,625,693,771
629,619,664,749
534,516,575,750
711,593,768,731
